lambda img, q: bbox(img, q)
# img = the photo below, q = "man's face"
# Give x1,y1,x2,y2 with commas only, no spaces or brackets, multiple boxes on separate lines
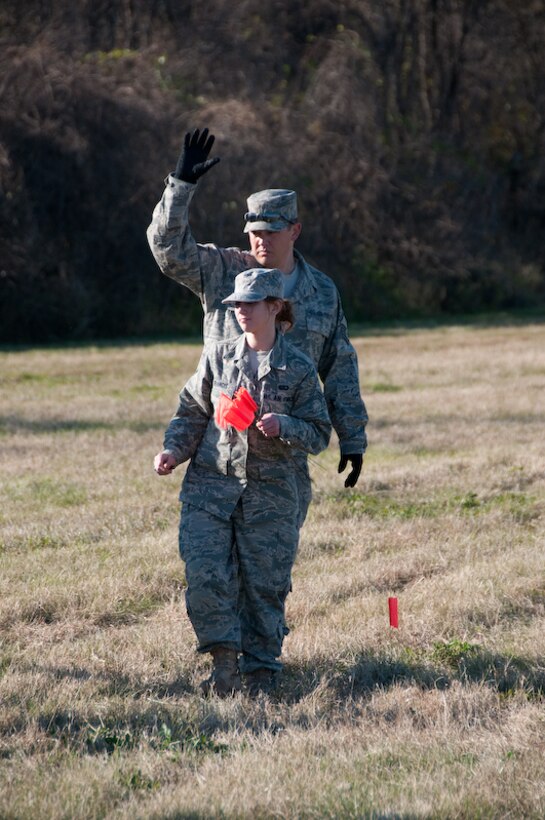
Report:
248,224,301,270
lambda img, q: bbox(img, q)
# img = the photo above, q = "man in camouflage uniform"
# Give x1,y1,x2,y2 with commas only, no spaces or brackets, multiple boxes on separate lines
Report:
154,268,331,696
147,128,368,522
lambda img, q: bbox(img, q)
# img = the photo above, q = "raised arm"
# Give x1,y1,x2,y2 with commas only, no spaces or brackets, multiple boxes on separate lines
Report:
146,127,221,298
146,128,254,329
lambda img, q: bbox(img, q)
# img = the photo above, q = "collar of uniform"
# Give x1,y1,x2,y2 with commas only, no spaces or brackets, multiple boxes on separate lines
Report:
288,250,318,300
231,332,288,372
231,333,248,364
268,331,288,371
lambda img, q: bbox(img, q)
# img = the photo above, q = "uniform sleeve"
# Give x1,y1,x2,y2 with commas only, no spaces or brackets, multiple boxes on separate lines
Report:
318,295,368,455
146,175,253,306
276,367,332,455
162,350,213,464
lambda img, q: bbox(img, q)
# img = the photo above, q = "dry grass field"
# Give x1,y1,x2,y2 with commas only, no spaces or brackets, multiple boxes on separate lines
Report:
1,320,544,819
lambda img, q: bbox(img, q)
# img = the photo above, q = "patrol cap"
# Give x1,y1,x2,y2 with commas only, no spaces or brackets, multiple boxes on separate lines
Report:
243,189,298,233
222,268,285,304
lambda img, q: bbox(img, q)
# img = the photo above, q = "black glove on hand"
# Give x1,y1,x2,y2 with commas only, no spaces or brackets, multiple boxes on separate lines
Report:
174,128,220,184
338,453,363,488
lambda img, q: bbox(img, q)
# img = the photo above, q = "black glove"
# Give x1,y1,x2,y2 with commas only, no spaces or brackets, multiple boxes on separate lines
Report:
338,453,363,488
174,128,220,184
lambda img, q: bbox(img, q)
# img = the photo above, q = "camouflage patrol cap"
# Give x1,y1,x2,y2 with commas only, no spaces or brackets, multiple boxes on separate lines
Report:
243,189,298,233
222,268,285,304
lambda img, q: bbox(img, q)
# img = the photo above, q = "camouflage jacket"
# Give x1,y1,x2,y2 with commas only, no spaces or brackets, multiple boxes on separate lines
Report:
163,331,331,523
147,176,368,455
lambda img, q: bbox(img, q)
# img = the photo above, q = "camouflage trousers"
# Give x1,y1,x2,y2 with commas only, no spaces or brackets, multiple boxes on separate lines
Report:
178,501,299,673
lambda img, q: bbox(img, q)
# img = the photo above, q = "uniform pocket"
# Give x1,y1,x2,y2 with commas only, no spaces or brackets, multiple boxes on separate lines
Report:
304,311,331,362
306,311,330,336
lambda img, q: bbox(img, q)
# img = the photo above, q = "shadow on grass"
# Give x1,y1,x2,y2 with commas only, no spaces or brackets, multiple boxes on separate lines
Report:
23,646,545,712
0,664,196,759
32,699,220,758
2,647,544,761
280,647,545,704
33,663,193,700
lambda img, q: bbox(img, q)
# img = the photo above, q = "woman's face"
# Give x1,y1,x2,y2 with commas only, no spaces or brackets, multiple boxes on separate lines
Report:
234,300,280,335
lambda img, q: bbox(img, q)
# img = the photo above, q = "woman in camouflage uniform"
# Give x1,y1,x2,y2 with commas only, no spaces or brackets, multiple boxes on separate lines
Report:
154,268,331,697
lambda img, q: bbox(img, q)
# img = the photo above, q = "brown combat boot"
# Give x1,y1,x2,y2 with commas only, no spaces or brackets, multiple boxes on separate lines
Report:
200,647,242,698
244,668,278,698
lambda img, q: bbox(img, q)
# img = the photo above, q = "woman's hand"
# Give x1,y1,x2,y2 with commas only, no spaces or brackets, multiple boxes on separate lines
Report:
256,413,280,438
154,451,178,475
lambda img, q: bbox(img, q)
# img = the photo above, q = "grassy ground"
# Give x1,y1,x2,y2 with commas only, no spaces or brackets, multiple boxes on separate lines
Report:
1,322,544,819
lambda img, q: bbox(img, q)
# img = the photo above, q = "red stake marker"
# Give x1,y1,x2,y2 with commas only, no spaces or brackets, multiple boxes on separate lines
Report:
388,597,399,628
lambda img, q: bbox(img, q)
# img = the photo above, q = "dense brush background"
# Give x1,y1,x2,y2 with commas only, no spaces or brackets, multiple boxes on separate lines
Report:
1,0,545,343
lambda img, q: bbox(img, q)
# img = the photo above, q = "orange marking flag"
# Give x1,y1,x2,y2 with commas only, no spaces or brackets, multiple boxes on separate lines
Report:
215,387,258,431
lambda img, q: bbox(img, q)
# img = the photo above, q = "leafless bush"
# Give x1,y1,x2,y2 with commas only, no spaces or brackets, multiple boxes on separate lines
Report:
1,0,544,341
